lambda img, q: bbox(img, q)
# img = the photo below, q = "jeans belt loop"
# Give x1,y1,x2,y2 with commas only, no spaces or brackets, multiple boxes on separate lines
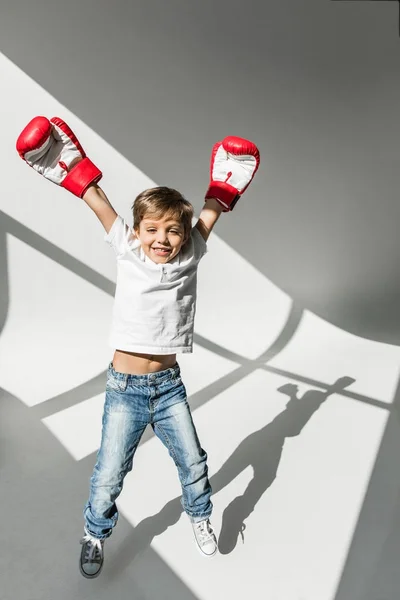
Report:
122,374,128,391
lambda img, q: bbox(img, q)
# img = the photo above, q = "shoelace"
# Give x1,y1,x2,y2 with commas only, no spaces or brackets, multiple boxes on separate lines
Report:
195,520,215,544
80,532,103,561
239,522,246,543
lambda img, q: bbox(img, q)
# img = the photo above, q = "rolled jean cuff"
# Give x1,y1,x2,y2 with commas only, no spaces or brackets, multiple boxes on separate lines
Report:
188,512,212,524
83,503,117,540
84,527,113,541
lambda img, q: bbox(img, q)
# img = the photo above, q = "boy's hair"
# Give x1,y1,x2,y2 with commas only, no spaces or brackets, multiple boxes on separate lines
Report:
132,187,194,242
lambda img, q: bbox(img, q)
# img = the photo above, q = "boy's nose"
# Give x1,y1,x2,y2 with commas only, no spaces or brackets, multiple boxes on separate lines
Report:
157,232,169,243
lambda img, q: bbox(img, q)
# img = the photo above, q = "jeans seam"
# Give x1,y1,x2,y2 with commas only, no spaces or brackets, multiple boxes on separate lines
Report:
156,423,180,467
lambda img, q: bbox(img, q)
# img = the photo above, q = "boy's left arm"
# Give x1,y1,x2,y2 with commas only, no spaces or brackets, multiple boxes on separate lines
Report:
195,198,224,242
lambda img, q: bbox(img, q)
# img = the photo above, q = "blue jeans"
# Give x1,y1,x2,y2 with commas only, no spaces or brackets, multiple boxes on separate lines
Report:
84,363,212,539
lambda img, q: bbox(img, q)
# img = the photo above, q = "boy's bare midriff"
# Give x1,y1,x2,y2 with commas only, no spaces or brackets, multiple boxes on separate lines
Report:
112,349,177,374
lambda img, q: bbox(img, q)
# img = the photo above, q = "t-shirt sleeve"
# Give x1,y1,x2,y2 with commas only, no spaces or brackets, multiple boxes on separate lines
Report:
190,226,208,262
104,215,135,257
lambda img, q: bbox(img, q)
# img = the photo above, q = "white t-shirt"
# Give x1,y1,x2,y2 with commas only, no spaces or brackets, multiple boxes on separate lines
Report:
104,215,208,354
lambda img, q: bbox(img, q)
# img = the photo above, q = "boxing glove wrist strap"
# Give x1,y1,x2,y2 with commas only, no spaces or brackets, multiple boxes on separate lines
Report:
205,182,241,212
61,157,103,198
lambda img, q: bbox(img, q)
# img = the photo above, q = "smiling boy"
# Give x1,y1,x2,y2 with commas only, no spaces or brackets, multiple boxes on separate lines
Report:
16,116,260,578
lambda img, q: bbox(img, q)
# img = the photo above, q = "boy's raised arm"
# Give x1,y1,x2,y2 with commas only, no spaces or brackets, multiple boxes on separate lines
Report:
82,185,118,233
195,198,224,242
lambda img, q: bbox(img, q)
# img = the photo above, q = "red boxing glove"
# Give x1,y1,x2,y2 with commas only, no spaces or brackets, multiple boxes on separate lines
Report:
205,136,260,211
16,116,102,198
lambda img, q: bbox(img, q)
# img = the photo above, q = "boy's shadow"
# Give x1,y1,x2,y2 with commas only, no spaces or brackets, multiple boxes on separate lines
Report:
215,375,355,554
107,376,355,575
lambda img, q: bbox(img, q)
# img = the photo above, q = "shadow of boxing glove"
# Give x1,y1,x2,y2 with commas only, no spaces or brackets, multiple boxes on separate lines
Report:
205,136,260,211
16,116,102,198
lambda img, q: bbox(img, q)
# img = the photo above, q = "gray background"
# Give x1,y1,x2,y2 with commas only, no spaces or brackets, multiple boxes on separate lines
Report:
2,1,400,599
2,0,400,343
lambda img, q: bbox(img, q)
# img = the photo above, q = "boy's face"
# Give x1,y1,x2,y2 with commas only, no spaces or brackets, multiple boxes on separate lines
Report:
135,214,187,263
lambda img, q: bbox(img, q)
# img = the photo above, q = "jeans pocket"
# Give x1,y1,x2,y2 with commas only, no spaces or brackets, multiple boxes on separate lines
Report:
171,376,185,393
106,374,125,392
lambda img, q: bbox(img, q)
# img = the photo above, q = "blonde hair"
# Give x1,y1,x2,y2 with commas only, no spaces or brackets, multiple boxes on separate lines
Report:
132,187,194,242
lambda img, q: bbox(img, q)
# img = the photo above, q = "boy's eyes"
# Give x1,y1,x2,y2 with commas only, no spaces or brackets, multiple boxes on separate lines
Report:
146,228,181,235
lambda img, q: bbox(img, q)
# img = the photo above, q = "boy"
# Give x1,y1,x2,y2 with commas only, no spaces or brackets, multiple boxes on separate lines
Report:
16,116,260,577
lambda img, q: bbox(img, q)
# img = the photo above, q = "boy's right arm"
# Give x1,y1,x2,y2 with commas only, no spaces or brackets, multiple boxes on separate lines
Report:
82,184,118,233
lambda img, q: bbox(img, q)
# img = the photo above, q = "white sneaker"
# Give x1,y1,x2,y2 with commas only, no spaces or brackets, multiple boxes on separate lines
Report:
192,519,218,557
